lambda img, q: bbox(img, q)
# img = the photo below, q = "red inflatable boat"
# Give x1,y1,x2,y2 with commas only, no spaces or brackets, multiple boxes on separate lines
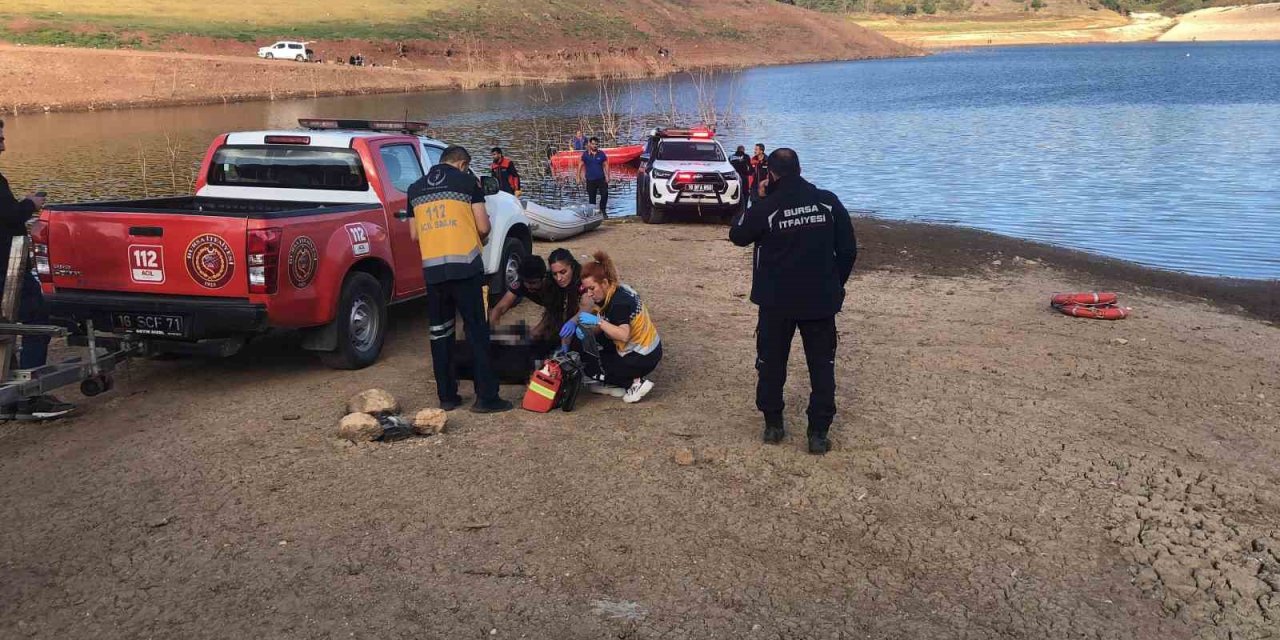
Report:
549,144,645,167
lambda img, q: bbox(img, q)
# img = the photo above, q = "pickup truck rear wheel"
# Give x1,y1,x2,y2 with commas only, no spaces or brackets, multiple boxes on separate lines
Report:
295,54,305,62
490,236,528,306
320,272,387,370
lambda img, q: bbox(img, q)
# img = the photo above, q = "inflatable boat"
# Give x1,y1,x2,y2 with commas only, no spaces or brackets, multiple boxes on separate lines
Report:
548,144,644,167
525,201,604,241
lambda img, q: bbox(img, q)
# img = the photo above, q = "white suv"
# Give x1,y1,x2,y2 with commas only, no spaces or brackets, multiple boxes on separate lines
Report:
258,41,313,62
635,127,743,224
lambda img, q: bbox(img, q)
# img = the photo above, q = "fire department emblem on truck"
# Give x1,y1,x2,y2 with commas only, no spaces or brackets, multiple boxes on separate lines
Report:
185,234,235,289
288,236,319,288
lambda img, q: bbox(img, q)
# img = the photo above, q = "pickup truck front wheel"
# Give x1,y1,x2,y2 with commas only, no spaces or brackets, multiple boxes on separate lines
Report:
320,272,387,370
490,236,529,306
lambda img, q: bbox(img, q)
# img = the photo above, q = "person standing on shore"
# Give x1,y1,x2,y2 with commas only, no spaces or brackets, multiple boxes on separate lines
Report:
407,145,512,414
577,137,610,218
489,147,521,196
0,119,75,421
729,145,750,189
748,143,769,203
729,148,856,455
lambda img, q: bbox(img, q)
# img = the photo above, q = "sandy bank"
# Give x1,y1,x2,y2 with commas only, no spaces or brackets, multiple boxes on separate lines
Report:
854,12,1175,48
0,218,1276,638
1159,3,1280,42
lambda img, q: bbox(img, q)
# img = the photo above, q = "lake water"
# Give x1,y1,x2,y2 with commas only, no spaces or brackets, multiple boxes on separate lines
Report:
3,41,1278,279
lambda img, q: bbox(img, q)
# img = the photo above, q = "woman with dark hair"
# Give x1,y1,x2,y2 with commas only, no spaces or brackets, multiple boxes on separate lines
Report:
544,248,581,328
579,250,661,404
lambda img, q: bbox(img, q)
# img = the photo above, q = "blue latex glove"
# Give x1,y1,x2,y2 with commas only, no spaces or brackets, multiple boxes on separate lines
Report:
577,312,600,327
559,318,578,339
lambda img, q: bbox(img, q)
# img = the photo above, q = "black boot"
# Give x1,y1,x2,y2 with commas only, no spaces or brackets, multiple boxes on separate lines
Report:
807,432,831,455
763,415,785,444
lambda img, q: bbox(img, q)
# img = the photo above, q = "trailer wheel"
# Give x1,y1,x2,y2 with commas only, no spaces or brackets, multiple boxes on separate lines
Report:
320,272,387,370
80,374,112,397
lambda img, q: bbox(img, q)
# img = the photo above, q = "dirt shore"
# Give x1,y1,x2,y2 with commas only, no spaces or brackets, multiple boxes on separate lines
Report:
857,4,1280,49
1,217,1276,638
856,12,1175,48
1159,3,1280,42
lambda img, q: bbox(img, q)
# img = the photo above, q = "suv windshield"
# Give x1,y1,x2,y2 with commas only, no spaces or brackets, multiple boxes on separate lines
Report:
656,141,725,162
208,146,368,191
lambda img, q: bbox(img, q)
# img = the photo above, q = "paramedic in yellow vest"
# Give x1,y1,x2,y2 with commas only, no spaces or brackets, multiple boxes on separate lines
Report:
579,250,662,404
407,145,513,413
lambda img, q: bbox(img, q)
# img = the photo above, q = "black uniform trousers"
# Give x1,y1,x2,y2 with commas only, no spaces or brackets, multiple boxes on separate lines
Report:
425,273,500,405
755,307,837,436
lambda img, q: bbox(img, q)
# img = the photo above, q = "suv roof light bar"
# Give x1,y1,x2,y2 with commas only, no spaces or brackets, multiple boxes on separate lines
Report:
650,126,716,139
298,118,431,134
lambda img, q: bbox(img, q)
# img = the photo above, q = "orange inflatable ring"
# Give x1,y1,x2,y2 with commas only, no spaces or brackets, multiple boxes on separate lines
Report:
1051,292,1118,307
1055,303,1130,320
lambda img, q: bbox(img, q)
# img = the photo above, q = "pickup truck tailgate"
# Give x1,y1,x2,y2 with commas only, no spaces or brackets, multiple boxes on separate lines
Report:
47,211,250,297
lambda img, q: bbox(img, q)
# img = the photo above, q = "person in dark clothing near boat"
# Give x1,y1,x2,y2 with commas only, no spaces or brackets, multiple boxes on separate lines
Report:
408,145,512,414
577,137,610,218
570,130,587,152
0,119,75,421
730,145,750,186
489,147,521,196
748,143,769,203
729,148,856,455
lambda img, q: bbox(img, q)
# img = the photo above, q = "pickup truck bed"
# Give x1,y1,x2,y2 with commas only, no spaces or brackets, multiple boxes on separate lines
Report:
48,196,367,218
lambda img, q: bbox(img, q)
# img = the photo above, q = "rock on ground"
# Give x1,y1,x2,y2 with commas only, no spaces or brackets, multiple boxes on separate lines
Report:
347,389,399,416
412,408,448,435
338,413,383,442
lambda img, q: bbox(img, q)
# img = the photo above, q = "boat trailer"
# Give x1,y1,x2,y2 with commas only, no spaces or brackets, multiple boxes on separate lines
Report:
0,238,140,408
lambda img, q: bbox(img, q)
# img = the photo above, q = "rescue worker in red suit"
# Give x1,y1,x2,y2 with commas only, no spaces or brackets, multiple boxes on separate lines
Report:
489,147,521,196
748,143,768,204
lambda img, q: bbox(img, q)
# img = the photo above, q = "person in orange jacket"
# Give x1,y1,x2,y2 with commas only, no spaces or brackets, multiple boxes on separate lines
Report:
489,147,521,196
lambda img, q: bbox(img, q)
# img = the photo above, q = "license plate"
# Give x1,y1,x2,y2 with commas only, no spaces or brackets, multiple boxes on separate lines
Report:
682,183,714,193
112,312,186,337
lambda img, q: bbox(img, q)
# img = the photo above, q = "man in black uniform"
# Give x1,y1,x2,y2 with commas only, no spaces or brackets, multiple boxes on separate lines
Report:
0,119,74,421
729,148,856,455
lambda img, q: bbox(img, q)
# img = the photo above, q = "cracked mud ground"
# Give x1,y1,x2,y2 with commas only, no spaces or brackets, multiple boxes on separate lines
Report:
2,220,1277,639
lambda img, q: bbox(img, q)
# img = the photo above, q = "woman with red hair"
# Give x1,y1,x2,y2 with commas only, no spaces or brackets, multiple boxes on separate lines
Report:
579,250,662,403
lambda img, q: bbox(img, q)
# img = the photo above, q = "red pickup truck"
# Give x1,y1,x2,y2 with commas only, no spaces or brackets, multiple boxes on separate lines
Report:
36,119,532,369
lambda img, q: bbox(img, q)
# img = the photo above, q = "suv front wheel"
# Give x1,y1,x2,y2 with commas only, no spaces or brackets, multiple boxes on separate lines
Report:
637,178,667,224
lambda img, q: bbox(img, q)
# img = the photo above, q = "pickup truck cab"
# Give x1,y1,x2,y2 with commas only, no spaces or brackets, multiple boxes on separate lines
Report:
36,118,532,369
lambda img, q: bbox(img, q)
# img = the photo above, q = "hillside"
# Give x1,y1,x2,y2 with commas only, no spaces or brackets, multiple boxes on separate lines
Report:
0,0,915,114
0,0,909,62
